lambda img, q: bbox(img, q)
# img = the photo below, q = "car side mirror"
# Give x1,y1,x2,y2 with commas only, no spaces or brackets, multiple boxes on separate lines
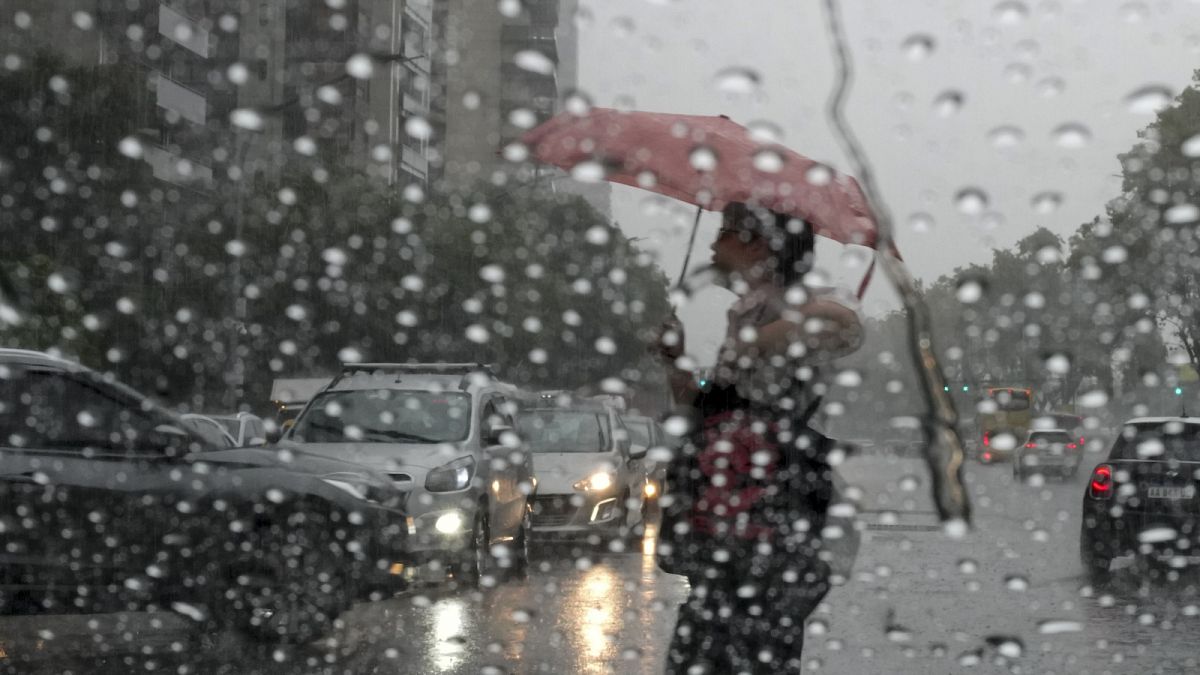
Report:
485,424,514,447
629,443,648,460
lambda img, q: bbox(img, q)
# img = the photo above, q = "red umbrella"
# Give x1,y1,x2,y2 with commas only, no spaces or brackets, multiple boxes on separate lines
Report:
520,108,882,293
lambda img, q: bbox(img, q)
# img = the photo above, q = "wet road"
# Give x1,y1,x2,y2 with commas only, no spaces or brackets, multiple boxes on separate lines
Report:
6,447,1200,673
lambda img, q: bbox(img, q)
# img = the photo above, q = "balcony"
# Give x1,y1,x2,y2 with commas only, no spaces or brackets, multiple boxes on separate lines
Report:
158,4,209,57
155,73,206,125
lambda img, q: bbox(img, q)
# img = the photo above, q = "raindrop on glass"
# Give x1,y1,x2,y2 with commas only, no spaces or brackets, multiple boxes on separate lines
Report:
1037,620,1082,634
1051,123,1091,148
118,136,145,159
497,0,522,18
954,188,988,215
594,337,617,355
294,136,317,156
908,212,934,233
514,49,555,75
987,125,1024,148
564,90,592,116
1004,575,1029,591
571,160,605,183
1031,191,1062,214
1043,353,1071,374
901,34,936,61
469,204,492,224
72,11,95,30
1036,76,1065,97
1078,389,1109,408
225,240,247,257
713,66,761,95
932,90,964,117
227,63,249,85
752,149,784,173
405,116,433,140
230,108,265,131
586,225,611,245
993,1,1029,25
805,164,832,186
747,120,783,144
509,108,537,129
338,346,363,363
689,146,717,171
465,325,490,344
1182,134,1200,158
1124,84,1173,114
345,53,374,79
317,85,343,105
503,142,529,162
479,264,505,283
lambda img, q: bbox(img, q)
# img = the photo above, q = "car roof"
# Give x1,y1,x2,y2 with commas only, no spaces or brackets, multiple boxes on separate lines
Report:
1027,428,1071,435
324,370,514,396
1124,417,1200,426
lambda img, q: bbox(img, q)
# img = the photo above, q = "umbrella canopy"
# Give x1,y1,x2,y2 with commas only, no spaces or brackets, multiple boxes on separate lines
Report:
519,108,878,249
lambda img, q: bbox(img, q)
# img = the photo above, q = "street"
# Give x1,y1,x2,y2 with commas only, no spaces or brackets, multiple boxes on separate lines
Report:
4,446,1199,674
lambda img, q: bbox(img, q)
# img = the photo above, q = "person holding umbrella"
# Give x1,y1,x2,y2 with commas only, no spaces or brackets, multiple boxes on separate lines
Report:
653,201,862,673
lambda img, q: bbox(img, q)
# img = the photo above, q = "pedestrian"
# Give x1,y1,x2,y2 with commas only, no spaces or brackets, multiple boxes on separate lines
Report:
655,201,863,674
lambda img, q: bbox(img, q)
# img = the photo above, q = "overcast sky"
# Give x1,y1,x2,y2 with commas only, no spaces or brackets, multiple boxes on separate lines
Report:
573,0,1200,359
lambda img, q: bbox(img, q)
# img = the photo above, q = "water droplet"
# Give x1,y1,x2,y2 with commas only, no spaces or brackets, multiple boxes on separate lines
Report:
466,324,490,344
1125,84,1173,114
317,84,343,105
571,160,605,182
663,416,690,437
957,649,983,666
508,108,537,129
1004,575,1029,591
834,369,863,387
338,346,363,363
752,149,784,173
1052,123,1091,148
1037,619,1082,634
497,0,522,18
118,136,144,159
479,264,505,284
988,125,1025,148
955,188,988,215
713,66,760,94
689,146,717,171
529,348,548,364
901,34,936,61
987,636,1024,658
1003,62,1032,83
285,304,308,321
747,120,783,144
344,53,375,79
469,204,492,224
908,212,934,233
1101,245,1128,264
225,240,247,257
115,297,135,314
1043,353,1071,374
886,627,913,643
586,225,610,245
293,136,317,156
1036,76,1065,97
594,337,617,355
989,431,1017,450
898,474,921,491
1138,526,1177,544
514,49,555,75
933,90,964,117
564,90,592,116
805,164,832,186
1120,1,1149,22
1031,191,1062,214
405,116,433,140
322,247,348,266
227,63,249,85
993,1,1029,25
72,11,94,30
1165,203,1199,224
47,273,70,294
230,108,265,131
171,602,207,622
958,559,979,574
1078,389,1109,408
944,519,968,538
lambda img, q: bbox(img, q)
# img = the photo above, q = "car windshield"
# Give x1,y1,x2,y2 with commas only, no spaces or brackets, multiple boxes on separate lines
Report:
1110,424,1200,461
623,418,652,448
290,390,471,444
517,410,609,453
1028,431,1073,445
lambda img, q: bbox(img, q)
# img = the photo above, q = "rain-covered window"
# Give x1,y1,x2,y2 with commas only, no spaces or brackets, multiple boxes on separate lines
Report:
8,0,1200,673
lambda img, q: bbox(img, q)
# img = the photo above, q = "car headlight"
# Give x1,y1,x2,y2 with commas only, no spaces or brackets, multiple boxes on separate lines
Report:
574,471,615,492
425,456,476,492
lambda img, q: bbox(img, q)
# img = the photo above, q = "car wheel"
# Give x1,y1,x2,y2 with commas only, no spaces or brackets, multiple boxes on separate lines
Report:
1080,532,1115,586
459,507,492,587
510,504,532,579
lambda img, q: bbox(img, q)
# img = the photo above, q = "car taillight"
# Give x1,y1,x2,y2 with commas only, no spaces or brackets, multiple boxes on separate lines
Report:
983,431,990,447
982,451,992,461
1025,443,1035,448
1089,464,1113,498
1067,443,1077,450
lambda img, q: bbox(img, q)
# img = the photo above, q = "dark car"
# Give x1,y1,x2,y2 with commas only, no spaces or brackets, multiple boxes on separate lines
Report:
1080,417,1200,584
0,349,408,643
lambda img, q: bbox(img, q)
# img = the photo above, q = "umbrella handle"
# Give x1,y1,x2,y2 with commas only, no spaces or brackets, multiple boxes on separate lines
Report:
676,206,704,287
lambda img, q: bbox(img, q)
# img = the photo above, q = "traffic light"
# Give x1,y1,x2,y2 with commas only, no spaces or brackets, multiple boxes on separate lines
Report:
943,385,949,392
1176,386,1183,396
962,385,970,392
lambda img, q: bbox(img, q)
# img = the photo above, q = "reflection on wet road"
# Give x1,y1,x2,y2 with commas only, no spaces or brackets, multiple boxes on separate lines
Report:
10,456,1200,673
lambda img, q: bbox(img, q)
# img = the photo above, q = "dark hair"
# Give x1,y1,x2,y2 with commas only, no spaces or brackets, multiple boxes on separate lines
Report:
721,202,815,287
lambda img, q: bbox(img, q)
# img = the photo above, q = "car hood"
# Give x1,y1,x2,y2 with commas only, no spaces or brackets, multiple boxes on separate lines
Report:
532,452,620,494
278,440,470,472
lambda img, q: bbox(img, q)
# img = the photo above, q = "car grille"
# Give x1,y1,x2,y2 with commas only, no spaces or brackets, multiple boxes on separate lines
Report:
533,496,577,527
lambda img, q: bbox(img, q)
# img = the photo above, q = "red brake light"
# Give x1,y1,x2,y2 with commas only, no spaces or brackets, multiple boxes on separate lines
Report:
1025,443,1035,448
982,451,992,461
983,431,990,447
1067,443,1077,450
1089,464,1113,497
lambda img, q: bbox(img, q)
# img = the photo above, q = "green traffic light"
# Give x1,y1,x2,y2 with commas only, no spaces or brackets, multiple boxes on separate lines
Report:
943,386,949,392
962,385,969,392
1176,387,1183,396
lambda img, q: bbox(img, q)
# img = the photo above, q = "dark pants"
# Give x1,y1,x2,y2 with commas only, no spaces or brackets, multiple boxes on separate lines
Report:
665,549,830,674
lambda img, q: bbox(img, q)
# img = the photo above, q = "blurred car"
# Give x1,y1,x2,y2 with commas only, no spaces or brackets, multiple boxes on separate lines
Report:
282,363,532,584
620,413,669,503
180,413,238,448
519,393,647,542
0,349,408,643
1013,428,1082,480
1080,417,1200,584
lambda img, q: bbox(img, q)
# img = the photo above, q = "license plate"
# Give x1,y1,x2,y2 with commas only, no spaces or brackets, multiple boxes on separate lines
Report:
1147,486,1190,499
